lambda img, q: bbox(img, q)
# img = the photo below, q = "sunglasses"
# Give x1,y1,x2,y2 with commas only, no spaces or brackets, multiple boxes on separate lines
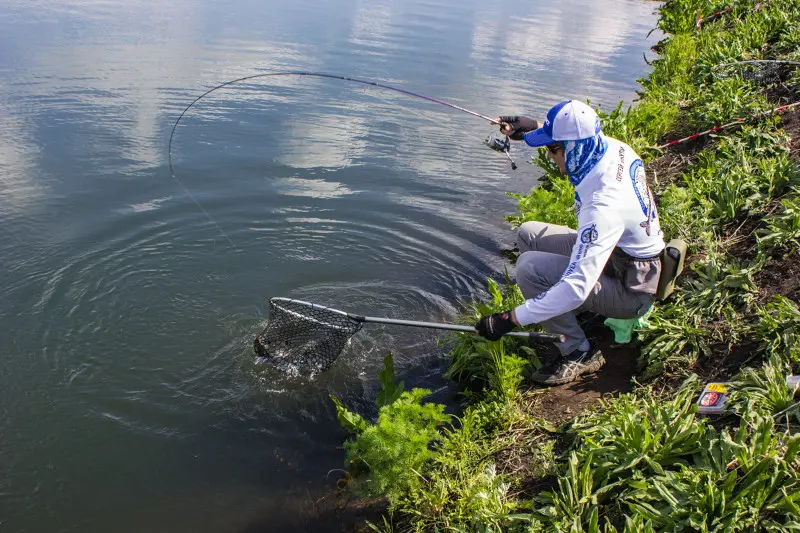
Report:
546,143,564,154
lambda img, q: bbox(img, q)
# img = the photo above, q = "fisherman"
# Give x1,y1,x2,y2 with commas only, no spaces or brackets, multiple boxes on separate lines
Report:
475,100,665,385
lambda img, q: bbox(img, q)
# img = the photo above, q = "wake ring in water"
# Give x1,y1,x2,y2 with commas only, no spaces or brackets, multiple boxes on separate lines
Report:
167,71,501,248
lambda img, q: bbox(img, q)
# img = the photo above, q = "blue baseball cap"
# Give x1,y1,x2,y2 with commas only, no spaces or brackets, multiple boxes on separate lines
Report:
523,100,602,147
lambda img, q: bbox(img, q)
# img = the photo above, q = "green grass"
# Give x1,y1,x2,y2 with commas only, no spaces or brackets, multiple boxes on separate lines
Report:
505,151,577,230
752,296,800,364
758,194,800,257
522,378,800,532
731,354,800,422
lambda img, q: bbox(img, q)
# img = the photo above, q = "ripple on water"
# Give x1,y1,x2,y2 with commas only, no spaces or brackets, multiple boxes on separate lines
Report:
30,176,491,435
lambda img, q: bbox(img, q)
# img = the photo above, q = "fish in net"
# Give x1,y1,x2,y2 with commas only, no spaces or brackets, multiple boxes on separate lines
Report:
254,298,363,372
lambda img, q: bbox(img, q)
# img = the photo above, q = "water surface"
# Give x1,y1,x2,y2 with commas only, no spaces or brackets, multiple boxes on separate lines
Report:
0,0,660,530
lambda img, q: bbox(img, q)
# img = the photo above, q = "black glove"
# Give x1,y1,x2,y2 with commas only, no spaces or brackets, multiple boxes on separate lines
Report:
499,116,539,141
475,311,516,341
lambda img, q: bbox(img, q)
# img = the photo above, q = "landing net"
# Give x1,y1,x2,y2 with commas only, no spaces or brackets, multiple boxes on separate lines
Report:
254,298,363,372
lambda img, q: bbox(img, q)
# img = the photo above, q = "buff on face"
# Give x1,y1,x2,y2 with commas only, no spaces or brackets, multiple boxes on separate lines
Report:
564,134,608,185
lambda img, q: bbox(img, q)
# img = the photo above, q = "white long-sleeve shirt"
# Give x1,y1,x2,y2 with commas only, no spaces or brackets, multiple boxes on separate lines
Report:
514,137,665,326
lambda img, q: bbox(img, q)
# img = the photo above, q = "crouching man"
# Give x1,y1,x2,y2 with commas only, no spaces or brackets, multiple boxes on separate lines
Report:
476,100,664,385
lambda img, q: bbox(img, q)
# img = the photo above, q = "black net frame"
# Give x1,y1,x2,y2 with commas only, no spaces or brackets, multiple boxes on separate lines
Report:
254,298,364,372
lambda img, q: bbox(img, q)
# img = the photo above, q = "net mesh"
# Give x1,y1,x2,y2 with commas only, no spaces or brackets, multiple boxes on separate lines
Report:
254,298,363,372
736,63,783,85
714,61,798,87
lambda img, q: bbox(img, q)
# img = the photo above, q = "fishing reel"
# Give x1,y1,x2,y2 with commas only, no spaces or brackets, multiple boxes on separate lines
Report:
484,132,517,170
486,135,510,153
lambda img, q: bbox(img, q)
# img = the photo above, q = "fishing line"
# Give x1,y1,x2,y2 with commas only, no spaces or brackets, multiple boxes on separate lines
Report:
167,71,502,247
357,85,516,167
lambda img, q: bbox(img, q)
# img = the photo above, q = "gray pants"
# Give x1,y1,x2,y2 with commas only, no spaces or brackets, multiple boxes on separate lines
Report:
516,221,654,355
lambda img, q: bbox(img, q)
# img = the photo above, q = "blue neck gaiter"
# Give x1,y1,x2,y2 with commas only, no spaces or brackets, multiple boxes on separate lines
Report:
564,133,608,185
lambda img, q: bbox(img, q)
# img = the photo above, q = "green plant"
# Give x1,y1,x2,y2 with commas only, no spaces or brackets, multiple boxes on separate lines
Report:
757,194,800,257
637,297,715,379
689,71,769,129
446,275,538,389
505,174,577,230
488,347,527,405
637,241,760,378
473,274,526,316
385,367,552,531
625,415,800,531
334,354,450,503
530,452,622,531
401,461,517,533
683,152,782,223
655,184,701,241
376,352,405,408
602,514,658,533
691,131,797,218
730,355,800,422
683,250,759,318
521,379,707,530
657,0,727,35
597,99,680,154
752,296,800,364
344,388,450,502
717,124,790,161
331,353,405,434
331,394,367,433
570,376,707,480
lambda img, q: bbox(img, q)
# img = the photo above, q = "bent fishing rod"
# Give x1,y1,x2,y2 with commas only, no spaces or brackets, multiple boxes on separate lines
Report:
168,70,505,177
167,71,516,247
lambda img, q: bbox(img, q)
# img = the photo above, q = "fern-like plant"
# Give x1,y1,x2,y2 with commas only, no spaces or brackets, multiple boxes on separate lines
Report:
332,354,450,504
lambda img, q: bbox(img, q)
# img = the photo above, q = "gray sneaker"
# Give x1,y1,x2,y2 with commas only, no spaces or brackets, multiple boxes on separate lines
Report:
530,347,605,385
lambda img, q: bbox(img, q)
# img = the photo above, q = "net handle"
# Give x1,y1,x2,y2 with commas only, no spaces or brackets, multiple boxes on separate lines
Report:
359,316,564,342
270,297,565,343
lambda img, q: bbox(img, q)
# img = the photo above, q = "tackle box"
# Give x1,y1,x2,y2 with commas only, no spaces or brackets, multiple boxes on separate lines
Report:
697,376,800,415
697,382,731,415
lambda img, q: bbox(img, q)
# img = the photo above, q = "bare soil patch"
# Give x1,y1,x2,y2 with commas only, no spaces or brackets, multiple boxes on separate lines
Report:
755,252,800,304
781,109,800,159
524,318,638,426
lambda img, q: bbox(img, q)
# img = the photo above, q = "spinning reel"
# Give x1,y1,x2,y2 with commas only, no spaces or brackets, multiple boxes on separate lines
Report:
484,133,517,170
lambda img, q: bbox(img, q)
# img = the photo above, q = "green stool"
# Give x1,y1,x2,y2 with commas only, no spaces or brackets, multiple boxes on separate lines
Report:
604,305,653,344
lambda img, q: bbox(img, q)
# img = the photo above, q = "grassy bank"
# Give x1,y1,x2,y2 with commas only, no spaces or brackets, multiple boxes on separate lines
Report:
332,0,800,530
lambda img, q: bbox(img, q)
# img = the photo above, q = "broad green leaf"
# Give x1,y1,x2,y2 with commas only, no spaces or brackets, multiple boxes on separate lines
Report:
330,394,367,433
376,353,404,408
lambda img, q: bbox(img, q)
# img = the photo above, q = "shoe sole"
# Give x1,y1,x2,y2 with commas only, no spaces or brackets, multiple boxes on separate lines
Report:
532,354,606,386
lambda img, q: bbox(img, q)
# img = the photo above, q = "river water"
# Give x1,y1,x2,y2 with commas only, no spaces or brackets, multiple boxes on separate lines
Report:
0,0,659,530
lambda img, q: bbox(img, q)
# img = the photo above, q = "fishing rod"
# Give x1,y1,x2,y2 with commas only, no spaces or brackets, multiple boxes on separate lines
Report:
652,59,800,150
653,99,800,151
695,2,765,29
168,70,504,178
695,6,733,28
167,71,516,247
